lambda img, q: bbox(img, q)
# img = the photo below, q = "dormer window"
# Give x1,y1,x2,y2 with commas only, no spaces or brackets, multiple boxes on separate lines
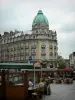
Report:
36,34,38,37
36,30,38,33
33,36,35,38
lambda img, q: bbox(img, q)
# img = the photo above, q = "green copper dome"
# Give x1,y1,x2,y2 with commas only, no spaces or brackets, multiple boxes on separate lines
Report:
32,10,49,26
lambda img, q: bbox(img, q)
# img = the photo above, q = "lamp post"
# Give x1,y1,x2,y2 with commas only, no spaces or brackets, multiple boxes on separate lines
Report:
41,64,42,78
34,62,41,87
34,64,36,88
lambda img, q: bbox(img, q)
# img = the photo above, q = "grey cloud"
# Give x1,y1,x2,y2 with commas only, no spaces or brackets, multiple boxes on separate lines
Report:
58,39,75,58
59,23,75,33
0,0,75,58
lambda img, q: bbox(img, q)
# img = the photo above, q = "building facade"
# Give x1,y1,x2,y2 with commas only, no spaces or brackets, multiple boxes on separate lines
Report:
0,10,58,68
69,52,75,69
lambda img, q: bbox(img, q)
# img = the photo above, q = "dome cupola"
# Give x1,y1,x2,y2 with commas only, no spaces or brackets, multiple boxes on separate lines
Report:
32,10,49,26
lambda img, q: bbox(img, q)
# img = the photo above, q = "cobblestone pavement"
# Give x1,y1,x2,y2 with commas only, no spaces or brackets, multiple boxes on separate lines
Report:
44,81,75,100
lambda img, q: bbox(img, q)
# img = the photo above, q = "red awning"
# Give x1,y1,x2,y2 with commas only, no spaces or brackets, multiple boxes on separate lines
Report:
42,66,46,68
57,68,73,71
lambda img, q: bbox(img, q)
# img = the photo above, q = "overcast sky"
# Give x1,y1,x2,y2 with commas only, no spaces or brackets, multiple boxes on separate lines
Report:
0,0,75,59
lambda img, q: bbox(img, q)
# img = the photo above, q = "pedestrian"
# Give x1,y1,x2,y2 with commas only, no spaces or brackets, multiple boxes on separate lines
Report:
38,78,45,99
28,79,33,87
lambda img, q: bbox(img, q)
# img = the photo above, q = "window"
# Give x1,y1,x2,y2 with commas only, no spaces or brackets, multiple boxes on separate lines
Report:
49,45,53,49
17,53,20,57
21,35,24,40
20,53,24,56
11,55,13,57
26,56,29,60
50,52,53,56
25,50,29,56
31,42,36,49
14,37,17,42
17,46,20,50
33,36,35,38
20,56,24,60
54,46,56,50
8,38,10,43
31,49,36,55
14,48,16,51
17,36,20,41
20,46,23,50
25,49,28,53
41,55,46,60
55,52,57,57
31,49,36,53
11,38,13,42
21,43,24,46
31,45,36,49
14,54,16,57
11,48,13,51
50,64,53,68
41,54,46,56
25,43,29,48
32,56,36,60
41,41,45,45
41,41,46,48
25,43,28,45
36,34,38,37
20,50,24,54
41,49,46,54
36,30,38,33
41,46,46,48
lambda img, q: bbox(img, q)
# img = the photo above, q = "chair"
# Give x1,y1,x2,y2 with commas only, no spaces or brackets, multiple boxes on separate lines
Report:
32,92,39,100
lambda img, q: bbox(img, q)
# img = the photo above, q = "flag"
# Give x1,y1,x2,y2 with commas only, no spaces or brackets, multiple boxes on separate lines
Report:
33,62,41,87
34,62,41,68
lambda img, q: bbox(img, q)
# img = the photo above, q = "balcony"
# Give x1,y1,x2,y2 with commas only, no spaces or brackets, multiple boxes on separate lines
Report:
20,53,24,56
31,51,36,55
31,45,36,49
41,45,46,48
54,46,57,50
49,52,53,56
17,47,20,50
49,45,53,49
25,45,29,49
41,51,46,55
10,38,14,42
25,52,29,56
20,46,24,50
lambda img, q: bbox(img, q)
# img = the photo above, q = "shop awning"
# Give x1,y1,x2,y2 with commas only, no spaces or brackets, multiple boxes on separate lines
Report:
56,68,73,71
0,63,40,69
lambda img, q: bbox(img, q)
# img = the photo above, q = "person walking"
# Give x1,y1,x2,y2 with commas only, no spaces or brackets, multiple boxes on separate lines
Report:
38,78,45,99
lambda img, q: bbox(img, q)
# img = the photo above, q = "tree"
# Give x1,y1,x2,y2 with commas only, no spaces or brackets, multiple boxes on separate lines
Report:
57,59,66,69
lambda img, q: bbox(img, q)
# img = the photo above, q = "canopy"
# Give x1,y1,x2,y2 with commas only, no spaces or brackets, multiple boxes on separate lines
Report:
0,63,41,69
56,68,73,71
34,62,41,67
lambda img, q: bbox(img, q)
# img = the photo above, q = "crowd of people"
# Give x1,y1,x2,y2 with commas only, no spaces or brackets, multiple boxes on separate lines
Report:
28,76,51,99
